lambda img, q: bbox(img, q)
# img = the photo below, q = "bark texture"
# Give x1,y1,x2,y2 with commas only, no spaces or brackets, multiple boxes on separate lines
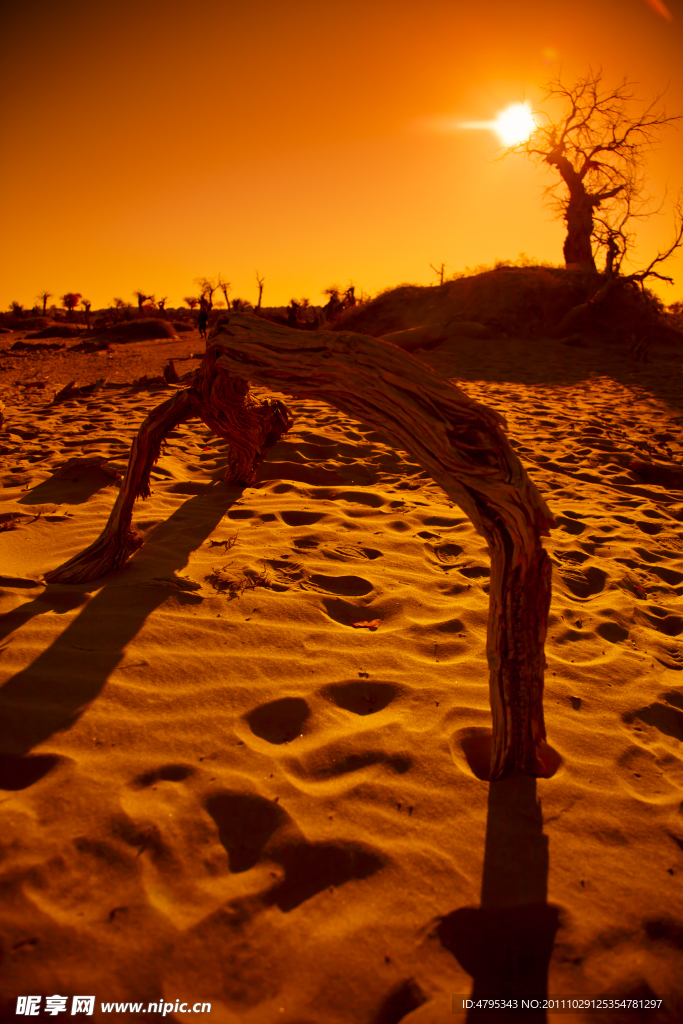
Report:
44,350,293,586
209,313,556,779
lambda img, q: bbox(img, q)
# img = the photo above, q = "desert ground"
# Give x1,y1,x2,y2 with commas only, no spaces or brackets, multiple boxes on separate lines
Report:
0,308,682,1023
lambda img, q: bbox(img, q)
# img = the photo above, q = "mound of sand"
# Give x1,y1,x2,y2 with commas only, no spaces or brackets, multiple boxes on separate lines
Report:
0,316,53,331
335,267,683,350
26,324,83,339
99,317,180,343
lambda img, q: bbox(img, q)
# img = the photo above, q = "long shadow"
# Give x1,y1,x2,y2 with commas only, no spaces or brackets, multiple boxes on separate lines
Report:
0,485,239,765
426,335,683,421
437,776,560,1023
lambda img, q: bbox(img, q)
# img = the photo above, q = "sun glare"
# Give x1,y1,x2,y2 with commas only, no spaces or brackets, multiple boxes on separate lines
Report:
493,102,537,146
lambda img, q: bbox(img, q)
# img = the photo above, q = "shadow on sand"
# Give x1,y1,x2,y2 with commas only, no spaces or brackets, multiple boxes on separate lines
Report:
0,485,241,780
438,775,560,1023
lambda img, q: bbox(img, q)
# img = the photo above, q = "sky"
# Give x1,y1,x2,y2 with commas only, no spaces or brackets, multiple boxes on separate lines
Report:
1,0,682,311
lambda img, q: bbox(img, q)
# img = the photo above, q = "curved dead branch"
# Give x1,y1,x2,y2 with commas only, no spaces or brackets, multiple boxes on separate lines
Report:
44,312,556,780
209,314,556,779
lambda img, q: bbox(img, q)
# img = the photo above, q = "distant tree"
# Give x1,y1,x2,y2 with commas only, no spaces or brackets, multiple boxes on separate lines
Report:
322,286,343,320
510,70,681,273
255,271,265,310
217,275,231,309
112,297,126,309
37,291,52,314
10,301,23,316
231,298,253,311
157,296,167,311
342,285,356,307
195,276,218,310
62,292,82,318
430,262,449,286
133,290,154,311
183,296,199,310
81,298,92,329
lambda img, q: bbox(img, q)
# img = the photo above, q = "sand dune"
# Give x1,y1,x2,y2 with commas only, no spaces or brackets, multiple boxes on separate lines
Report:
1,325,682,1022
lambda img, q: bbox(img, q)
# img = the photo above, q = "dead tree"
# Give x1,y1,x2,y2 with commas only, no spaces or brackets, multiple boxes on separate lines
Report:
216,315,555,778
255,271,265,310
511,71,681,272
208,315,555,779
45,313,555,779
430,262,450,286
44,345,293,587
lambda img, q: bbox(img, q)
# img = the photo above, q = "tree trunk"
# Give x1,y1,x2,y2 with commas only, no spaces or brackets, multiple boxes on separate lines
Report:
44,353,293,586
209,314,556,779
563,193,597,272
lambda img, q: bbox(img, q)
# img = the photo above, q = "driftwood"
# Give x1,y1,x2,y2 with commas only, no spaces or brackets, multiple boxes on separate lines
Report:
208,314,555,779
44,344,293,586
45,312,555,779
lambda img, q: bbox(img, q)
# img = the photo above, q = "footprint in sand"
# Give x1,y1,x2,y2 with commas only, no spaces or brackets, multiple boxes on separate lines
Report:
205,790,385,911
321,596,378,626
555,515,587,536
321,680,399,716
622,691,683,746
559,565,607,599
650,566,683,588
322,544,383,562
332,489,385,508
640,608,683,638
615,744,683,802
246,697,310,745
205,791,290,872
306,573,374,596
636,520,664,536
596,620,630,644
280,510,326,526
425,542,463,568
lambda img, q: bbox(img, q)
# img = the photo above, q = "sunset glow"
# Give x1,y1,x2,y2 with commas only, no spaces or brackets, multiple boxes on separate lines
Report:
493,102,538,146
1,0,682,306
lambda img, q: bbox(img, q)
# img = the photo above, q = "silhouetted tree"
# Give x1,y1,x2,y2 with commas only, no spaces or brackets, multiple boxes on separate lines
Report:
37,291,52,314
133,290,154,311
195,276,218,309
430,262,449,285
511,70,681,272
255,271,265,310
322,286,343,320
231,298,253,311
183,296,199,310
81,298,92,329
10,301,23,316
62,293,82,318
157,296,167,311
217,275,231,309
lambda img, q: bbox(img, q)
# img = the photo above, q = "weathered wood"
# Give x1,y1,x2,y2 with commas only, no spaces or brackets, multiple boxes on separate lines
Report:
209,313,556,780
44,350,293,586
44,310,555,779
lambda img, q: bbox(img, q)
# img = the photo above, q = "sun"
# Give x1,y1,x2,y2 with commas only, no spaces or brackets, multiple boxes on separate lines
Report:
493,102,537,146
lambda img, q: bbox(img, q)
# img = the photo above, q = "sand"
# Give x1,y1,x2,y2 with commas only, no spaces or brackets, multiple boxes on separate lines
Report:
1,324,682,1023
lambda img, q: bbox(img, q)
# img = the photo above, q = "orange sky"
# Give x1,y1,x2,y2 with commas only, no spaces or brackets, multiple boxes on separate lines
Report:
1,0,682,311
